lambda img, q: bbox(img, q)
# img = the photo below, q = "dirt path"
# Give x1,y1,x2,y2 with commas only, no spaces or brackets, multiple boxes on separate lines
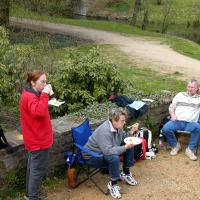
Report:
10,17,200,81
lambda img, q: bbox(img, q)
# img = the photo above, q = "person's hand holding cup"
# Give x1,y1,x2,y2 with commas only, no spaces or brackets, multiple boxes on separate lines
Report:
49,89,54,96
42,84,52,95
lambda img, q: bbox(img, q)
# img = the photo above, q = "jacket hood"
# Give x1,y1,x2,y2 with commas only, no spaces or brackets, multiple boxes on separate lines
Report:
24,85,40,97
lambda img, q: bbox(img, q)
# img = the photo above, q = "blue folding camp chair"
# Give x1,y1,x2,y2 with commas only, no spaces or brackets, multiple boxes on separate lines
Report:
71,118,109,195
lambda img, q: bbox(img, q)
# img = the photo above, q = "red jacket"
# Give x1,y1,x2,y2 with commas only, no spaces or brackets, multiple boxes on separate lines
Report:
20,87,53,151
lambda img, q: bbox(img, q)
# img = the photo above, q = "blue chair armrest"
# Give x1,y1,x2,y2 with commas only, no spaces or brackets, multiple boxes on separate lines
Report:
74,143,103,158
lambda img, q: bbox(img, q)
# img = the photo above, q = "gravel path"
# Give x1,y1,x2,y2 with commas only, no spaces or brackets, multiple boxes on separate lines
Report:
10,17,200,81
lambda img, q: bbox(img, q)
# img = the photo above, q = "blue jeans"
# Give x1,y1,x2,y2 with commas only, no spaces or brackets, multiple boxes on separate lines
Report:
26,148,49,200
162,120,200,150
84,147,134,180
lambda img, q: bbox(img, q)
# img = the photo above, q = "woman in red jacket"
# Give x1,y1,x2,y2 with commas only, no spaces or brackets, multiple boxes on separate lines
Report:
20,70,53,200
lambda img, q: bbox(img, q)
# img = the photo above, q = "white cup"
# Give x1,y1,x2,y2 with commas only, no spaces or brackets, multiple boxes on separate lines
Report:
50,90,54,96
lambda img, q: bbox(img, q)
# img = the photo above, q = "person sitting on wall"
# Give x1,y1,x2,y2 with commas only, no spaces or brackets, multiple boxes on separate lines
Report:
162,79,200,161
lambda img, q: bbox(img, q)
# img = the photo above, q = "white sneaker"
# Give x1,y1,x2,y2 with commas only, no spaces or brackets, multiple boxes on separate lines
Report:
170,142,181,156
185,147,197,161
120,172,137,186
107,181,121,199
146,152,156,159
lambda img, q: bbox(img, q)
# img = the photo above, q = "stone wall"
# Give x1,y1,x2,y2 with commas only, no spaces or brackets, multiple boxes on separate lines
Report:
0,103,170,194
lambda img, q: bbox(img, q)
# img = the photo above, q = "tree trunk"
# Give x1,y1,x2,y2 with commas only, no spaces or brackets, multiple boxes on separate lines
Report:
0,0,10,28
130,0,141,26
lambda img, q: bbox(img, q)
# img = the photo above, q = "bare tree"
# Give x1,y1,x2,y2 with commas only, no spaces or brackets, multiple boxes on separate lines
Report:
130,0,141,26
0,0,10,28
161,0,173,34
141,0,150,30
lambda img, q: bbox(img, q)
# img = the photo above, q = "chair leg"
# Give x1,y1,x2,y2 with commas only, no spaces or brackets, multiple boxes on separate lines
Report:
75,163,109,195
87,175,109,195
195,144,198,156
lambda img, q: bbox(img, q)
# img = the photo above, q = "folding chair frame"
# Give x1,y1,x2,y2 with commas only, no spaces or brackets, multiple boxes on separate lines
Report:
72,119,109,195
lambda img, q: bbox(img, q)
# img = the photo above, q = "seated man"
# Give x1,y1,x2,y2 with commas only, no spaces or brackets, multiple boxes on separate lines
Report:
162,79,200,161
82,108,139,199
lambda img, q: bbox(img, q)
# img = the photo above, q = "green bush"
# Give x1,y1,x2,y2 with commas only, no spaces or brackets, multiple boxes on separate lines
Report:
0,27,18,105
2,165,67,199
0,26,76,106
49,46,125,116
2,168,26,198
0,26,125,118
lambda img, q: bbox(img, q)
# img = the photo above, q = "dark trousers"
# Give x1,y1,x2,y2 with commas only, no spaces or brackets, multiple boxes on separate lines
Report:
26,148,49,200
84,147,134,180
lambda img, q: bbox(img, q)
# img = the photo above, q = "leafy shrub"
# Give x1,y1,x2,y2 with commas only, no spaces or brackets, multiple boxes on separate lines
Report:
0,63,17,105
49,46,125,116
0,28,47,105
0,26,125,119
0,27,18,105
3,165,67,199
145,116,155,137
3,168,26,198
0,26,77,106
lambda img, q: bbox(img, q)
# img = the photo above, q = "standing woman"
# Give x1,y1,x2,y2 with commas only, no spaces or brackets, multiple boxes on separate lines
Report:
20,70,53,200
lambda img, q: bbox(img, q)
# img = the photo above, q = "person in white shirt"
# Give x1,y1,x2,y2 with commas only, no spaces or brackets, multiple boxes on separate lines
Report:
162,79,200,161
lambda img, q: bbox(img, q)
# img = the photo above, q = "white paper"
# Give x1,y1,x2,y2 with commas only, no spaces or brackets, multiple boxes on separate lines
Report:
142,98,154,102
128,101,145,110
48,99,65,107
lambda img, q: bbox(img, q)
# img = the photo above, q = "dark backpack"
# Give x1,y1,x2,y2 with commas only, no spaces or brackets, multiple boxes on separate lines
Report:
135,128,152,152
0,125,13,153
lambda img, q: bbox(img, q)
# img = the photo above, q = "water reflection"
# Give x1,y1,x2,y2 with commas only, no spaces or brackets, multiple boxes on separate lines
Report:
73,14,129,24
73,14,87,20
